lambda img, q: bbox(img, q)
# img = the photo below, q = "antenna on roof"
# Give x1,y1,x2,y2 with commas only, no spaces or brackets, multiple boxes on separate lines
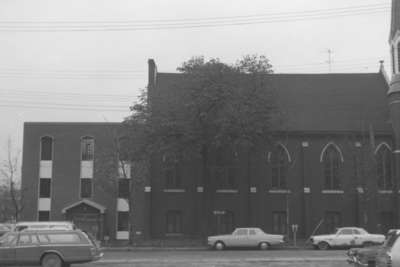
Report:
326,49,333,73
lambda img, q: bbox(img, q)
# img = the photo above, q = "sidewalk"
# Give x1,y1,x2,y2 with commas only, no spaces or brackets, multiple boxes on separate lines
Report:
103,239,313,251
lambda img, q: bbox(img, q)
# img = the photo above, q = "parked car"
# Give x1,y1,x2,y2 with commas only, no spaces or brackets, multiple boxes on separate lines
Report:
0,229,103,267
14,221,75,232
0,224,11,237
310,227,385,250
207,227,285,250
375,229,400,267
347,229,399,267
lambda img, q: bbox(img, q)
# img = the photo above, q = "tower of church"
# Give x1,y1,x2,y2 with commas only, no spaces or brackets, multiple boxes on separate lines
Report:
388,0,400,226
389,0,400,152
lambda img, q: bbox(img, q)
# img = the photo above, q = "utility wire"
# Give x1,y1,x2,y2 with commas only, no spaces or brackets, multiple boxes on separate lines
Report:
0,3,389,24
0,4,390,31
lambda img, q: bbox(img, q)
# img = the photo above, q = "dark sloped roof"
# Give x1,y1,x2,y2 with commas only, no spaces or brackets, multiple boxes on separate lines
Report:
390,0,400,40
155,72,390,133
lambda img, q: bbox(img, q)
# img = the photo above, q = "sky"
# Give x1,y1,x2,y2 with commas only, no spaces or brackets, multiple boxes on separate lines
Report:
0,0,394,169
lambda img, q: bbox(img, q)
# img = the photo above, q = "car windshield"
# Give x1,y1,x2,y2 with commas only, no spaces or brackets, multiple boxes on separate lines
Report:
383,232,400,249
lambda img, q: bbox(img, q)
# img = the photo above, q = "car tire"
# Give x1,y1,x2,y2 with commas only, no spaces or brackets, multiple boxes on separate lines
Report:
41,253,63,267
214,241,225,250
259,242,270,250
317,241,330,250
62,263,71,267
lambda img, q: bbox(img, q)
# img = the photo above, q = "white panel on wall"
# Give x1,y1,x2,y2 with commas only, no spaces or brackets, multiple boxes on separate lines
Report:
38,198,51,211
118,161,131,178
116,231,129,240
81,161,93,178
117,198,129,212
39,161,52,178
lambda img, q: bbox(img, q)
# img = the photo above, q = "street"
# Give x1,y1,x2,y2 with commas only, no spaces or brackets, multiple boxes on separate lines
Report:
71,249,350,267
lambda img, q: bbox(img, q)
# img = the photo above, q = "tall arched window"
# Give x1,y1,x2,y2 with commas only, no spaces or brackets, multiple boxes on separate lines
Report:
322,145,341,190
376,145,392,190
40,136,53,161
397,42,400,73
271,145,289,189
163,153,182,189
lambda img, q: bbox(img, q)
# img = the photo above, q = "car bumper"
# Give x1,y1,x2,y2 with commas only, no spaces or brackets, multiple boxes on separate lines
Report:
92,252,104,261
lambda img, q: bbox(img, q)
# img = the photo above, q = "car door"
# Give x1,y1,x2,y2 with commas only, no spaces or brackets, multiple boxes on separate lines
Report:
248,229,260,247
334,229,355,246
352,229,364,246
16,233,41,265
0,233,17,265
232,229,249,247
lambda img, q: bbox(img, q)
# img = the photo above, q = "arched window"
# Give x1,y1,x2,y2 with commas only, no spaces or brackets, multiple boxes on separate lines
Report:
81,136,94,161
392,45,397,74
214,147,238,190
376,145,392,190
163,153,181,189
397,42,400,73
40,136,53,161
322,145,342,190
271,145,289,189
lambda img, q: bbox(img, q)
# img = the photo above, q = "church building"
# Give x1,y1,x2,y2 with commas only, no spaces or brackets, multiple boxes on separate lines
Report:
20,0,400,242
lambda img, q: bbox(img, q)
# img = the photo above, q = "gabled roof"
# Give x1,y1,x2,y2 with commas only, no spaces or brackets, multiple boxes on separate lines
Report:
390,0,400,41
62,199,106,214
155,72,390,133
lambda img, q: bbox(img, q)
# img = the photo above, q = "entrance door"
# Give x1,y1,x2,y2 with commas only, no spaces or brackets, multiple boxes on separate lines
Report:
71,213,100,240
215,211,235,235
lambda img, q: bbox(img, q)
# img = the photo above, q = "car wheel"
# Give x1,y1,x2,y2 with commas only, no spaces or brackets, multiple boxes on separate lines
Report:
214,241,225,250
317,241,330,250
259,242,270,250
62,264,71,267
41,253,62,267
363,242,374,247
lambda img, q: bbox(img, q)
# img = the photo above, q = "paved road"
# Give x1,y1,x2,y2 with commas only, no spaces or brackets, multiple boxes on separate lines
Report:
71,249,351,267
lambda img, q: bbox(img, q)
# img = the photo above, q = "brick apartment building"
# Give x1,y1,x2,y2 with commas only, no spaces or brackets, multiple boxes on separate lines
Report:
21,0,400,242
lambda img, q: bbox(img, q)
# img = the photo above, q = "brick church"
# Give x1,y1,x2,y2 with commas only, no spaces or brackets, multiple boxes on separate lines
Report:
21,0,400,242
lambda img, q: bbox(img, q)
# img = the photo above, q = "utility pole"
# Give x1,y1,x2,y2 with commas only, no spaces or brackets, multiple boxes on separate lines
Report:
326,49,333,72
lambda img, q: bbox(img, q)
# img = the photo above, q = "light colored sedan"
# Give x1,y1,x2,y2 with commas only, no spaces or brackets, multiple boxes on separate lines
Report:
310,227,385,250
207,227,285,250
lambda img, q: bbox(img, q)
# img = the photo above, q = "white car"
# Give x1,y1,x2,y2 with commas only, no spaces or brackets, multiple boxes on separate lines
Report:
310,227,384,250
376,229,400,267
207,227,285,250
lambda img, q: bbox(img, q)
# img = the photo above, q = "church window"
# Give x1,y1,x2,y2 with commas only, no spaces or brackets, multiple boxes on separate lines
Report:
322,145,341,190
376,145,392,190
397,42,400,73
271,145,289,189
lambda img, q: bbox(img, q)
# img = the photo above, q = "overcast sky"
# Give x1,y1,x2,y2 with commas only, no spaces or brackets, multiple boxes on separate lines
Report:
0,0,393,165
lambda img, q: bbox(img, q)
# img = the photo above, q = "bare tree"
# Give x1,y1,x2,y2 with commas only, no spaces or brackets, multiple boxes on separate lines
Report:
0,137,24,222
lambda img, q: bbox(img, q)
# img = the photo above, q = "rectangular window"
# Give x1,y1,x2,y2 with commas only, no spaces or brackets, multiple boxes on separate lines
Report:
81,137,94,161
118,178,130,199
272,211,287,234
80,178,92,198
47,233,82,244
117,211,129,231
166,210,183,234
325,211,341,233
38,211,50,221
39,178,51,198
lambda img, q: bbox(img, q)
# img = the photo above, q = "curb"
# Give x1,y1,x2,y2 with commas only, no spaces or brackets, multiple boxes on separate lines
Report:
96,257,346,264
103,245,314,252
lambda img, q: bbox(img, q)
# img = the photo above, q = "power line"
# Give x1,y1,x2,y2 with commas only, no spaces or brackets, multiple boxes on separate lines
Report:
0,5,390,31
0,3,389,24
